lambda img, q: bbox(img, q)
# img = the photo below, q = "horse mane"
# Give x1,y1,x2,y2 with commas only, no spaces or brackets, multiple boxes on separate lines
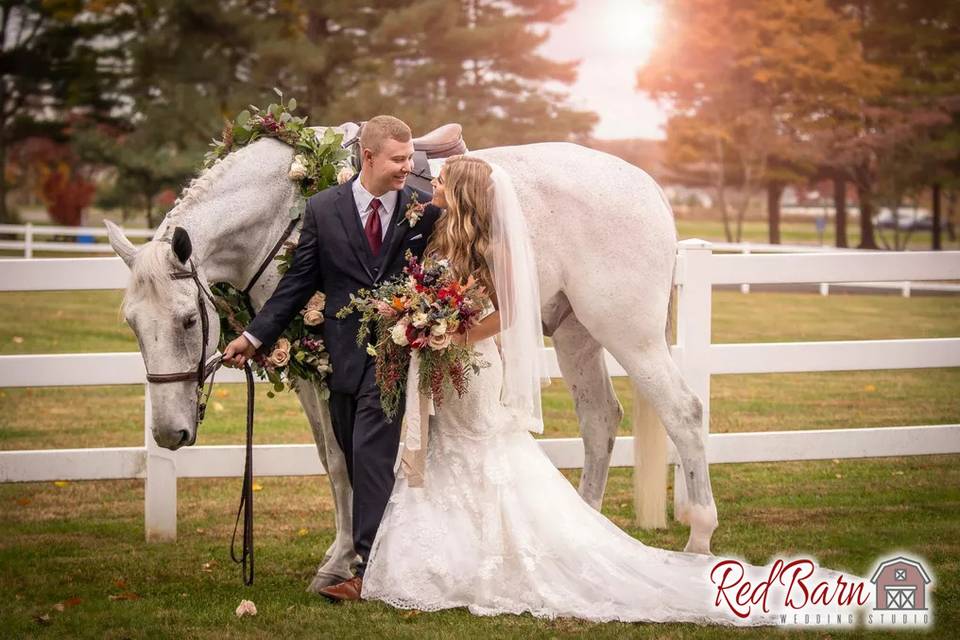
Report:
121,154,243,312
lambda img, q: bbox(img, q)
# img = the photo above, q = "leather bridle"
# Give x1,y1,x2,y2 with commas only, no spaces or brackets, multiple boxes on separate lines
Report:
144,214,300,586
144,256,222,426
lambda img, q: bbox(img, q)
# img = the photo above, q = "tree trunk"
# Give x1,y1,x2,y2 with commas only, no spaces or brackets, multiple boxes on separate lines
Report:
932,182,942,250
833,176,848,248
715,136,732,242
0,133,10,224
856,183,880,250
946,188,957,242
767,181,784,244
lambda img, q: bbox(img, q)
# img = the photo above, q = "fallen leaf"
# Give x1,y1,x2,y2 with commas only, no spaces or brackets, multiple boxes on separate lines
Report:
892,470,905,476
401,610,421,619
114,578,127,590
53,481,69,488
16,497,31,506
832,459,840,464
212,401,225,413
215,389,230,399
33,613,51,626
201,560,217,572
108,592,141,601
835,473,843,479
864,384,876,392
252,482,263,492
235,599,258,617
12,336,24,344
195,528,205,534
297,527,308,537
53,603,65,612
62,597,82,608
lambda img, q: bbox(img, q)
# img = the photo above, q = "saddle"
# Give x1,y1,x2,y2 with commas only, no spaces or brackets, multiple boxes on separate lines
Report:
344,122,468,193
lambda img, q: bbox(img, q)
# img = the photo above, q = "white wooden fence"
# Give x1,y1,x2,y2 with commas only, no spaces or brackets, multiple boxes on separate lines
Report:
1,239,959,541
5,222,957,297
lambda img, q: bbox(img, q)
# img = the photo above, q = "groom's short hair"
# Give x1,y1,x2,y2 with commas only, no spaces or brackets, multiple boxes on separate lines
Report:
360,115,412,154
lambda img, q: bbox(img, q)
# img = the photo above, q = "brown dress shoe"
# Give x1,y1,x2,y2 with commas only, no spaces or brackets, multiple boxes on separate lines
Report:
317,576,363,602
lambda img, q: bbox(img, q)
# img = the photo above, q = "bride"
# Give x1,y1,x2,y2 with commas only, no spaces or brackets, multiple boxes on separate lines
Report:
360,155,854,626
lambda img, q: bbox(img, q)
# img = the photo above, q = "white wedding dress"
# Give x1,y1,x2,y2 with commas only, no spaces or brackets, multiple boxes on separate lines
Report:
361,332,858,626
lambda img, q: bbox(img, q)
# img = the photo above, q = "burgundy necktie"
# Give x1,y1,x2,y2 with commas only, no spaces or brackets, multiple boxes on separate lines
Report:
364,198,383,257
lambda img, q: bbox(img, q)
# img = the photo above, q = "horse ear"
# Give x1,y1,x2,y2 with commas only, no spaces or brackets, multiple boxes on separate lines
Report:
171,226,192,264
104,219,138,268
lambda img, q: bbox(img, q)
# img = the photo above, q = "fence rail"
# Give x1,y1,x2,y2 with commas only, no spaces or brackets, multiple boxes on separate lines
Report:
1,240,959,540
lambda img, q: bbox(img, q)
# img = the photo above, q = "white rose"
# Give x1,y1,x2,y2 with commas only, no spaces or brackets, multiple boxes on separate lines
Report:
288,155,308,181
303,309,324,326
337,166,356,184
430,318,447,336
391,321,409,346
428,332,452,351
411,312,429,328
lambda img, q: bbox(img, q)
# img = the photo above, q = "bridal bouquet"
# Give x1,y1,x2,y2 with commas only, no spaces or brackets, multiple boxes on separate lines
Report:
337,251,490,419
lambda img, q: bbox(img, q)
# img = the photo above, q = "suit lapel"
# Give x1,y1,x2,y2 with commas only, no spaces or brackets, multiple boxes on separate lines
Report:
375,187,414,283
334,179,375,281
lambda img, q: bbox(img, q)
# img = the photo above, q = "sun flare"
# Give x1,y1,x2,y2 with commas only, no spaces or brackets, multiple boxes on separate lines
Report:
599,0,663,60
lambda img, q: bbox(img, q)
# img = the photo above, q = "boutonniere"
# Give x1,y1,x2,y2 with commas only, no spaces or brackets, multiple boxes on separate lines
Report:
401,191,426,226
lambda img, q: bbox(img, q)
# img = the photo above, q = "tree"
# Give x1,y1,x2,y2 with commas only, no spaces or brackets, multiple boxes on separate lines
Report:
638,0,892,243
824,0,957,250
317,0,597,147
1,0,126,222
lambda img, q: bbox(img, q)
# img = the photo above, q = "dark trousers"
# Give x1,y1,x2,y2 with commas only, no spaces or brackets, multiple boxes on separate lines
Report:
327,357,403,577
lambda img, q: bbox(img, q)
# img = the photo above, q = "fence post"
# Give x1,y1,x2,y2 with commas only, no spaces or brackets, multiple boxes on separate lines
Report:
740,247,751,294
672,239,713,522
24,223,33,259
143,386,177,541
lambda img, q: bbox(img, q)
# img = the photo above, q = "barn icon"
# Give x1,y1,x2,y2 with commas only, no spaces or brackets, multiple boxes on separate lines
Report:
869,556,931,611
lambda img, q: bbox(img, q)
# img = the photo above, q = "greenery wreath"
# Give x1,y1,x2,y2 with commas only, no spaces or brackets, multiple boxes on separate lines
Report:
207,89,353,398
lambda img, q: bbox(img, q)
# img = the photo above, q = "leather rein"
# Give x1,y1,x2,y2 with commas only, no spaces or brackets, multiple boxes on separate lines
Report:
146,214,300,586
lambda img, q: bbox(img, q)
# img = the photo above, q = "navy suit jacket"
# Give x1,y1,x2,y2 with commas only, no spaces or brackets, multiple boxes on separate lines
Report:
247,176,441,394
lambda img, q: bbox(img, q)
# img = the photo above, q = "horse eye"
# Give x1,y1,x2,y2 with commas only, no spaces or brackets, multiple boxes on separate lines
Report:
183,316,197,329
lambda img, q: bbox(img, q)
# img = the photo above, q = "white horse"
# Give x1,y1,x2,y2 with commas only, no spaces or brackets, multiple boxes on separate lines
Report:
106,125,718,591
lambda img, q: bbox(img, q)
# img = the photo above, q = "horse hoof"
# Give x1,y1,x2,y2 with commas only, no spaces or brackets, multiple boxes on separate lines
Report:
307,572,351,593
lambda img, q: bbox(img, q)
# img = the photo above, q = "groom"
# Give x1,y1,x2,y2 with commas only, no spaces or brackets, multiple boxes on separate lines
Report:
222,115,440,601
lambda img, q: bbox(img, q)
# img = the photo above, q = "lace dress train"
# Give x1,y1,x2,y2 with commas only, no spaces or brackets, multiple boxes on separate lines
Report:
362,337,856,626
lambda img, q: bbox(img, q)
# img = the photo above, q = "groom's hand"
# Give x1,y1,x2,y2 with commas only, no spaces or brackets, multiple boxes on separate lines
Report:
223,335,256,368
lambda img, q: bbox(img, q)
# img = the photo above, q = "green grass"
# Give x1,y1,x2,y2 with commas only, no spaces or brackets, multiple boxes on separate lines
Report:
0,287,958,637
1,457,957,638
676,218,960,251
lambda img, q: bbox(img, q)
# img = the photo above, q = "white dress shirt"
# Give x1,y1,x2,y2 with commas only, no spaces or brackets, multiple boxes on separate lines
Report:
242,173,398,350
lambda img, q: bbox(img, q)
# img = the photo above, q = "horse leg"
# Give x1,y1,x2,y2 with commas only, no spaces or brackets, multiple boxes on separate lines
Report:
294,384,358,590
552,311,623,511
606,342,717,554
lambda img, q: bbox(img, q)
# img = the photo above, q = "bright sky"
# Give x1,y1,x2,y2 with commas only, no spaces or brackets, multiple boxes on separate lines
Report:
539,0,667,140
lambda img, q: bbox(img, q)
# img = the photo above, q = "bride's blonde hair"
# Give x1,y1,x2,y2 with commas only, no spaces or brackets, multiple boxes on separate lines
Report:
425,154,495,294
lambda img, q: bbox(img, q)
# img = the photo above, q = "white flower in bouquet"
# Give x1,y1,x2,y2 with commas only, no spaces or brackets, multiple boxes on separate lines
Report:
337,166,356,184
391,318,410,346
411,311,429,328
430,318,448,336
288,155,308,181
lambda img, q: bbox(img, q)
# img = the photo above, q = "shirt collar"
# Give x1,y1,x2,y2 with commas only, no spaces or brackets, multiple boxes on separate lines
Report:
353,172,398,215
